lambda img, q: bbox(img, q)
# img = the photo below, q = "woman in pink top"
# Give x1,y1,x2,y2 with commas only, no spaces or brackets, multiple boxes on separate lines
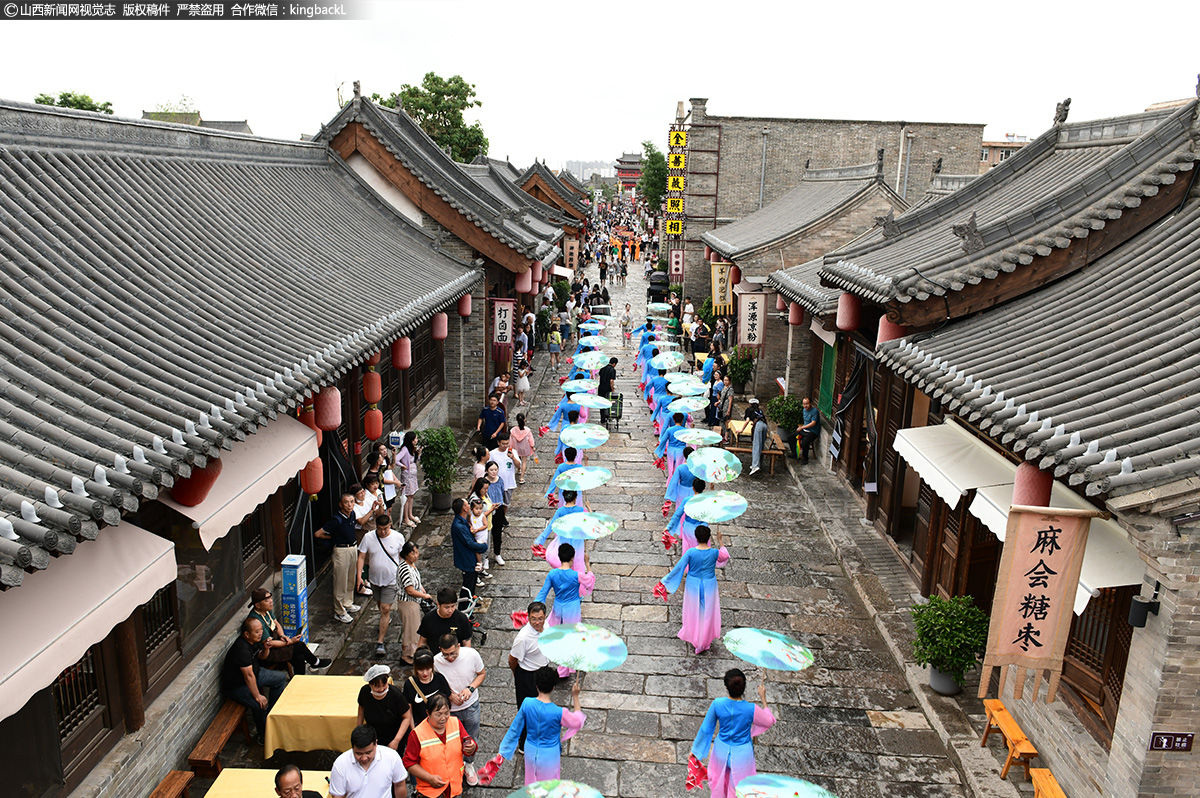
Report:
509,414,535,485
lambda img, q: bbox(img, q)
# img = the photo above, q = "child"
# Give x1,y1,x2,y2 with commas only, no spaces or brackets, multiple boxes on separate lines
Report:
509,414,536,484
471,445,490,480
548,327,563,370
514,357,532,407
469,497,494,579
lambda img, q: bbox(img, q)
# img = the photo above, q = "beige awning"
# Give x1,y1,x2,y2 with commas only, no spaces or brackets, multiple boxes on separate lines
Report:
893,419,1015,508
0,520,175,721
551,265,574,279
970,483,1145,614
160,416,318,549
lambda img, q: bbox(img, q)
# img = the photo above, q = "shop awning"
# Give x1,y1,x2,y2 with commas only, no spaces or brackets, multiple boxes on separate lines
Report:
970,483,1145,614
0,521,175,721
893,420,1015,508
551,265,573,279
159,416,318,549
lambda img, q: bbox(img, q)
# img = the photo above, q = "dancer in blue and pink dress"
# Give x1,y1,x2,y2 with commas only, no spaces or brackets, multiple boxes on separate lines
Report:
656,525,729,652
689,669,775,798
656,413,690,479
495,667,586,784
665,478,707,552
665,449,696,508
536,544,596,677
545,448,585,506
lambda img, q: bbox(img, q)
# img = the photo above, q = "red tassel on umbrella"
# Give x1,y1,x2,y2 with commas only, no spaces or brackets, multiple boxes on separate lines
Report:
547,495,559,509
511,611,528,629
654,455,666,470
662,500,672,518
538,425,550,437
662,530,678,550
558,375,568,385
531,544,547,560
653,581,670,602
477,755,505,786
686,754,708,790
653,421,661,435
554,452,565,465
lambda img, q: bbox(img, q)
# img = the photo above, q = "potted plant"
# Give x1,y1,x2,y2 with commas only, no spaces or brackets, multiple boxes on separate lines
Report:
726,346,756,394
766,395,804,455
417,426,458,512
910,595,990,695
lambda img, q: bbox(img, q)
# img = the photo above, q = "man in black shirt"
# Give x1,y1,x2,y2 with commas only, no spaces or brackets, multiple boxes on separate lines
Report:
316,493,360,624
416,587,474,650
222,617,289,739
598,357,618,424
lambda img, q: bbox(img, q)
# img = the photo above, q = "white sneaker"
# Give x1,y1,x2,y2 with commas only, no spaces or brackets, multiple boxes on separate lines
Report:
358,585,373,596
495,555,506,566
749,466,761,476
348,603,362,613
335,612,353,623
465,763,479,786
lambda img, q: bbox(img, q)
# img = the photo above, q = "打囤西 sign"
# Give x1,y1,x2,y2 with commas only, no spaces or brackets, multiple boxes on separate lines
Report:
738,292,767,346
493,298,516,346
979,505,1098,703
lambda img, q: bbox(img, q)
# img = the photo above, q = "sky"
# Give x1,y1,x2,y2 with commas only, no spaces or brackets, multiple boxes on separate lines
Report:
2,0,1197,170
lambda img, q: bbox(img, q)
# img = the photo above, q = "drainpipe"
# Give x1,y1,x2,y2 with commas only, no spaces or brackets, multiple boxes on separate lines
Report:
759,127,769,209
901,132,916,200
895,122,907,191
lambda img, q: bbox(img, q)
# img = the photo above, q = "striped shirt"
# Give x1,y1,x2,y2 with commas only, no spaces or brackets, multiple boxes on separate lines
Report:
397,560,423,602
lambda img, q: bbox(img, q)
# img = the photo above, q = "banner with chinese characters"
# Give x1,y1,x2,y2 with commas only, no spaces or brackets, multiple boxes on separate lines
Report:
491,298,516,361
669,249,685,279
669,130,688,148
738,292,767,346
564,239,578,269
665,219,683,236
711,262,734,315
979,505,1098,703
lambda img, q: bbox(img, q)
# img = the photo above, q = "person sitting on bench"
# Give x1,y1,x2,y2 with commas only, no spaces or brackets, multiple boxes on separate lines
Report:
221,617,288,741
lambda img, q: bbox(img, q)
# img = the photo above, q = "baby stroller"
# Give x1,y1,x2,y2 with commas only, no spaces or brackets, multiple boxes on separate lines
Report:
457,586,488,646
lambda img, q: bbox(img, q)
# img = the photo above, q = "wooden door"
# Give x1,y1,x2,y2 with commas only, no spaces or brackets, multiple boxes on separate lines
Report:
1063,585,1136,732
934,500,964,599
912,481,938,595
961,513,1001,613
874,371,911,535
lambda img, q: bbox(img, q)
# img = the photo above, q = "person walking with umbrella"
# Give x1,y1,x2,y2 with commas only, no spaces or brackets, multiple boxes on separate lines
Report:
482,667,586,786
688,669,775,798
653,525,730,653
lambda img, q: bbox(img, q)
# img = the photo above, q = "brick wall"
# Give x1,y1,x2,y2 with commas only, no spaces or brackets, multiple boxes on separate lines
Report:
752,310,813,400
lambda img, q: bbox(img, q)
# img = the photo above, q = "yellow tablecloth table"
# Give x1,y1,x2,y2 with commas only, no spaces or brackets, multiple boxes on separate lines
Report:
264,675,361,757
726,419,754,446
206,768,330,798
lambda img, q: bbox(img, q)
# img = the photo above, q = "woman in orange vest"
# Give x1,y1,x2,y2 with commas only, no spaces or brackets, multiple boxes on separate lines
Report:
402,694,478,798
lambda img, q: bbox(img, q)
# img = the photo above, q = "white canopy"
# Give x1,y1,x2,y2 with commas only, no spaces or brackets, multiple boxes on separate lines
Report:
893,419,1015,508
160,416,317,549
0,521,175,721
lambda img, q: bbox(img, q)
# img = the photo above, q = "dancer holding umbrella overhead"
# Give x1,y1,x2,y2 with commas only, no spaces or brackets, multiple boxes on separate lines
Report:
688,669,776,798
481,667,586,786
654,525,730,653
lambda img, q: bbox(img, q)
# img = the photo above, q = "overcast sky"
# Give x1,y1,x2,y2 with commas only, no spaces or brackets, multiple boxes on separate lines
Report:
2,0,1196,169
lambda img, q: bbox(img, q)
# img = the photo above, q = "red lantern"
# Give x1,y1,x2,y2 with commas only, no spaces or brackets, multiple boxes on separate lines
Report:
297,401,322,446
531,261,543,283
776,294,787,311
392,337,412,370
704,245,712,260
836,293,861,332
364,408,384,441
877,317,907,346
730,265,741,286
432,312,449,341
788,302,804,326
362,370,382,404
516,269,533,294
299,457,324,499
365,351,381,366
170,456,223,506
1013,462,1053,507
315,386,342,431
457,294,472,317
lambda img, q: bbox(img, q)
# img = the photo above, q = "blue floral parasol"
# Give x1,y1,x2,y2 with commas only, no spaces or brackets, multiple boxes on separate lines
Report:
571,351,610,370
668,382,708,397
571,393,613,410
735,775,836,798
684,490,748,522
589,314,614,322
576,335,611,347
674,428,723,447
664,372,701,383
562,379,599,394
551,511,619,540
723,628,815,672
579,322,605,333
649,352,687,370
686,449,743,483
554,466,613,492
508,781,606,798
538,623,628,672
668,397,709,414
559,424,610,450
647,302,673,314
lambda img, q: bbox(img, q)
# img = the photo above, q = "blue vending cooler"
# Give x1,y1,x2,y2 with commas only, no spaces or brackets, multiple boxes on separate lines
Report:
280,554,308,643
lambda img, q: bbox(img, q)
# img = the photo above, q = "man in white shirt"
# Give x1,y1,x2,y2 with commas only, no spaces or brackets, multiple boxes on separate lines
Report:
329,724,407,798
434,635,486,785
507,601,549,752
486,432,521,565
357,515,404,658
522,309,536,339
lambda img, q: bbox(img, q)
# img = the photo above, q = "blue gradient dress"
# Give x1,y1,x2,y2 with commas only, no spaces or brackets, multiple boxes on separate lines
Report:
691,697,776,798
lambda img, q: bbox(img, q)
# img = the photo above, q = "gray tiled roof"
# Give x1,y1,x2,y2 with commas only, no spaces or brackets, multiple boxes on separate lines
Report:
199,119,254,134
320,99,553,260
877,186,1200,512
820,103,1200,305
459,162,568,244
704,160,902,260
559,169,587,193
519,161,590,217
767,256,839,317
0,100,481,588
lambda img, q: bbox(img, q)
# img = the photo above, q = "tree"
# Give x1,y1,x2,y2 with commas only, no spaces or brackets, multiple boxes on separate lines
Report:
154,95,196,113
372,72,488,162
34,91,113,115
638,141,667,212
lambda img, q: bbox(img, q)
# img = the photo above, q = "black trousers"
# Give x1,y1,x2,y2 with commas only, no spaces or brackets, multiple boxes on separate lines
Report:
513,666,539,747
492,505,507,555
461,569,478,595
799,429,819,460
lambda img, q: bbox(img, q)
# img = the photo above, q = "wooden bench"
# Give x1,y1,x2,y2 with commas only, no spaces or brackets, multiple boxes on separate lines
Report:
724,430,786,474
1031,769,1066,798
981,698,1039,780
148,770,194,798
188,698,252,777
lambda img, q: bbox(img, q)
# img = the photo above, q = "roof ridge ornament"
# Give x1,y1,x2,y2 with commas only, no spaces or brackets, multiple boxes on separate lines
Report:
1053,97,1071,126
874,208,901,239
931,157,943,178
951,211,984,254
875,148,885,177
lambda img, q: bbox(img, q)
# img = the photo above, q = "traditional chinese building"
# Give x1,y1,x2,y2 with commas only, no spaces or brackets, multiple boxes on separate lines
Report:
0,97,480,798
701,156,907,396
615,151,642,190
318,86,563,412
770,96,1200,798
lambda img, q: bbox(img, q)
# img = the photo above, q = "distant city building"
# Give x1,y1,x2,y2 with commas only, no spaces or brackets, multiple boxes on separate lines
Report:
616,151,643,190
979,133,1029,173
564,159,616,180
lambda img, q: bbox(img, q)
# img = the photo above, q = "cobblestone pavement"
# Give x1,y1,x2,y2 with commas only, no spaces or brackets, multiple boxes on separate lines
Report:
201,270,975,797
